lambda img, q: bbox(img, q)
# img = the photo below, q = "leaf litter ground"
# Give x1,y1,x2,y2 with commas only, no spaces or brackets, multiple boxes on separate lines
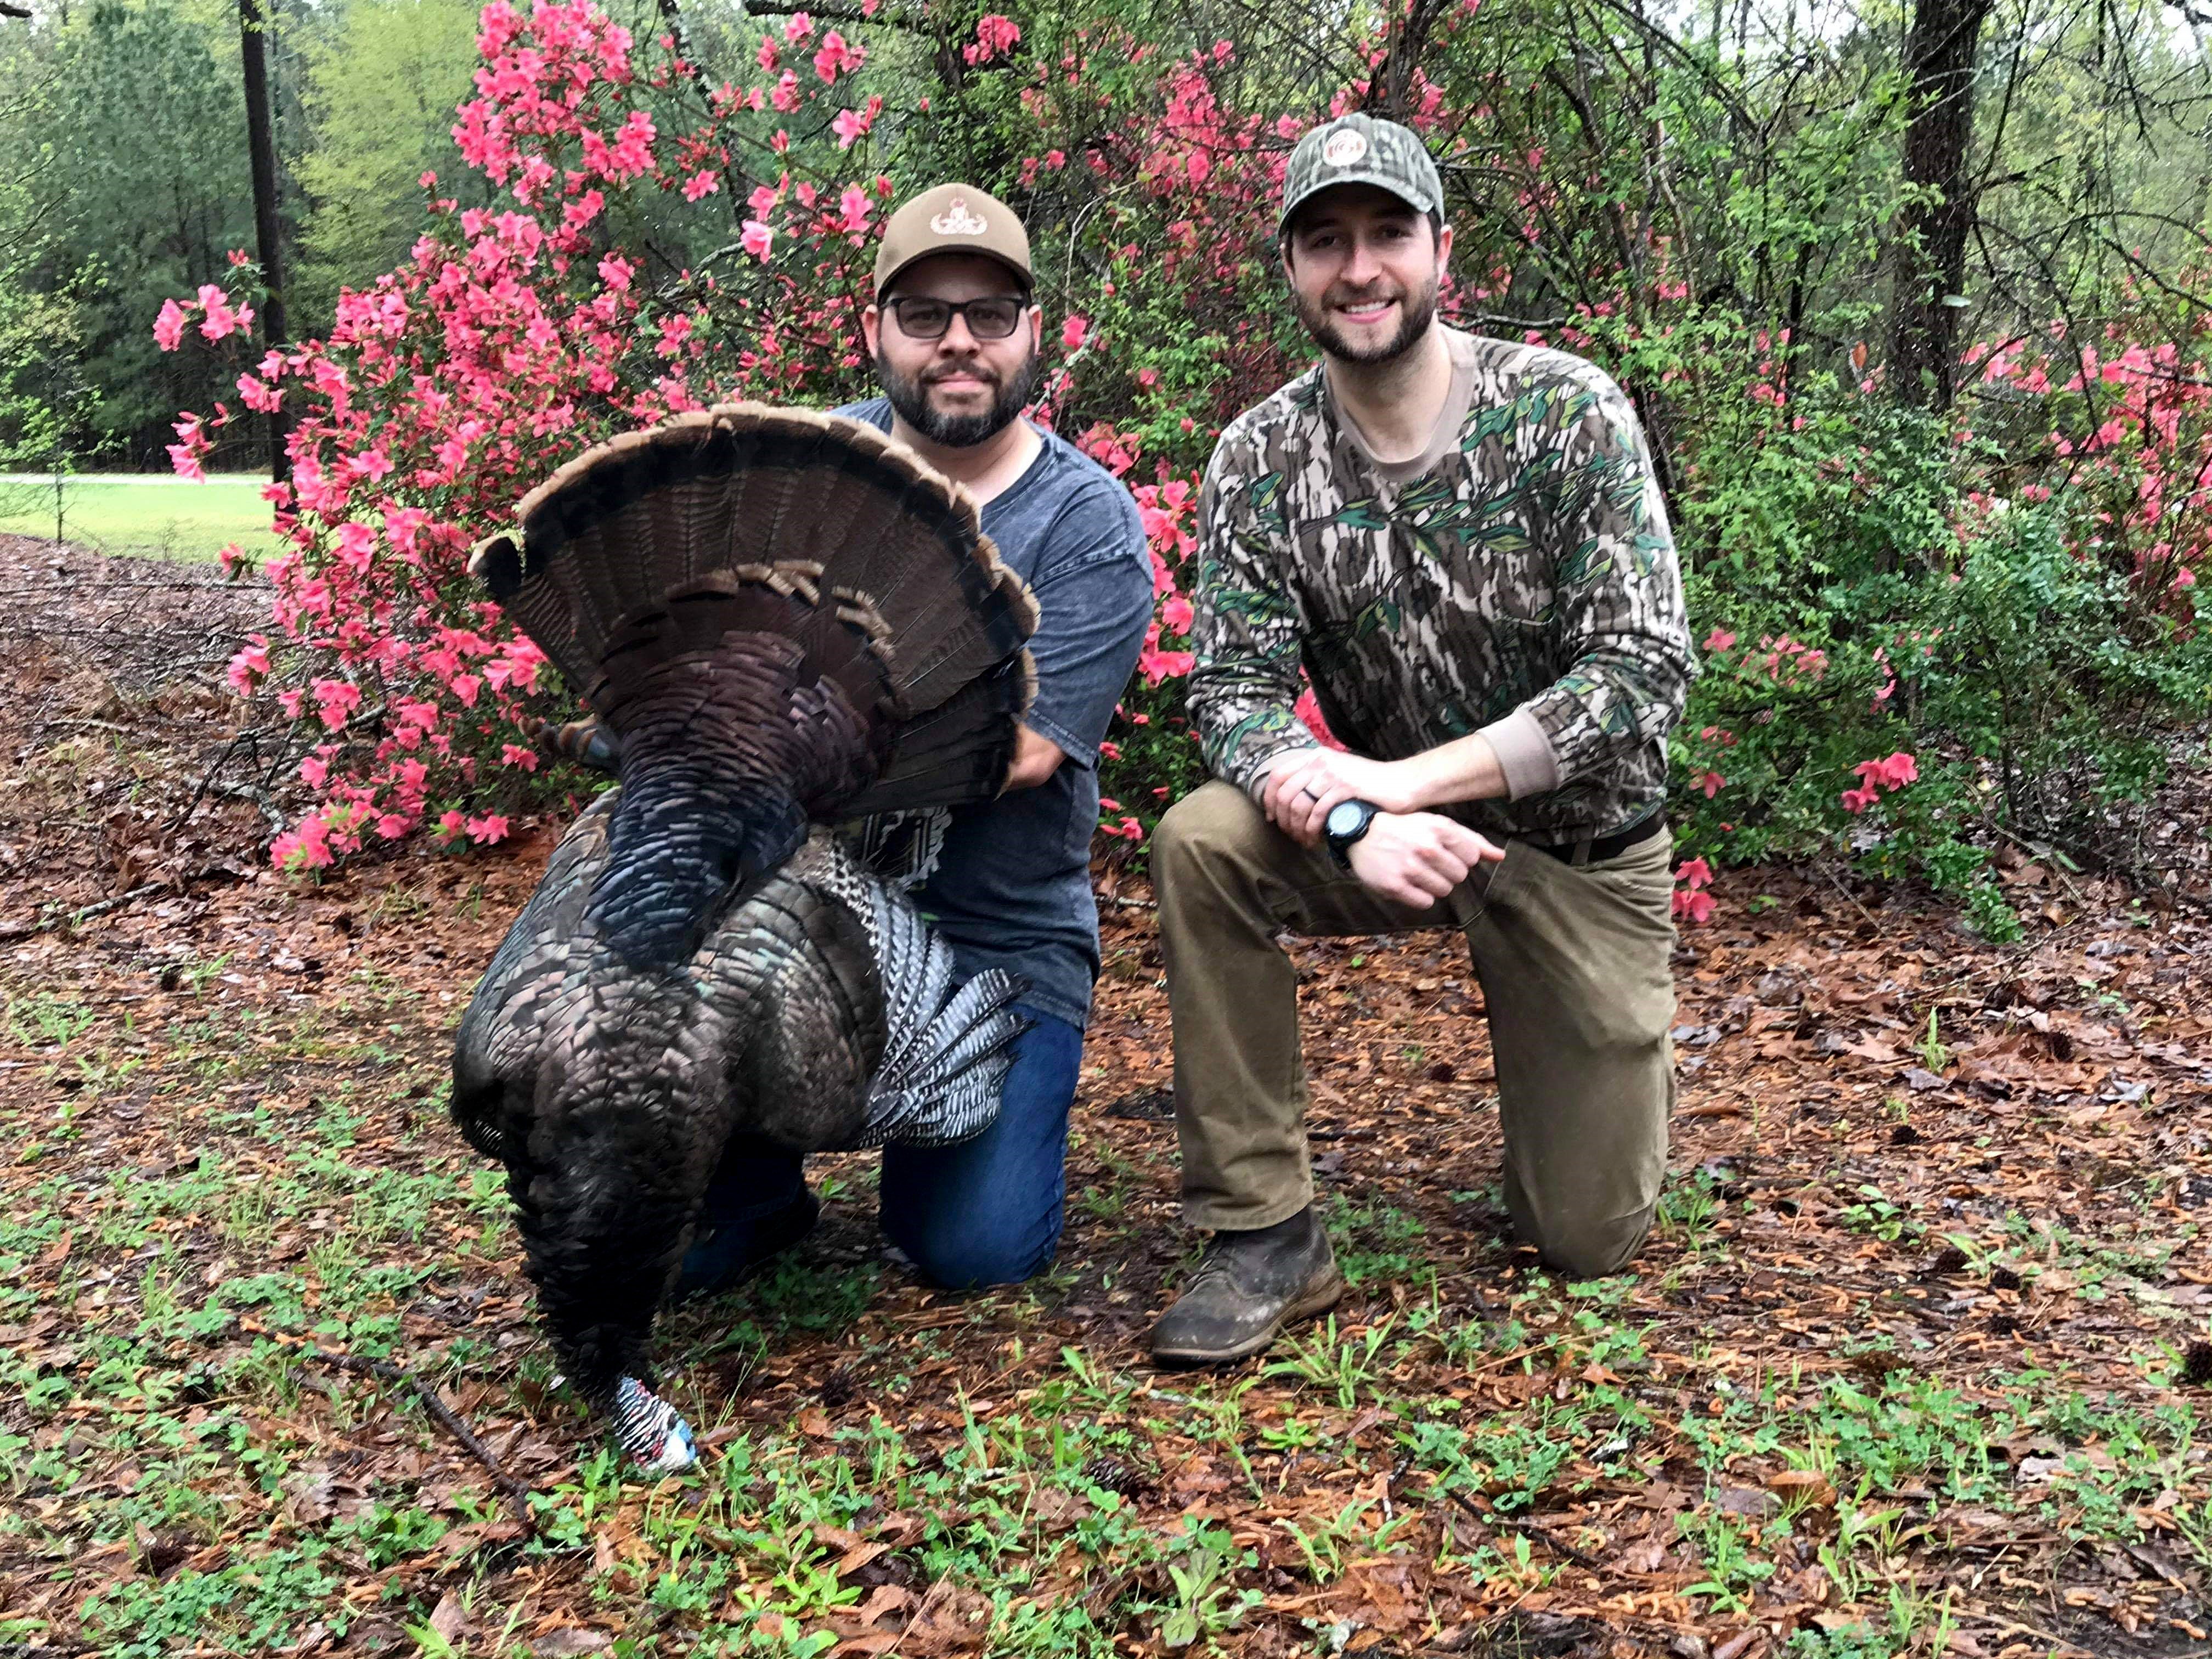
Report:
2,543,2208,1659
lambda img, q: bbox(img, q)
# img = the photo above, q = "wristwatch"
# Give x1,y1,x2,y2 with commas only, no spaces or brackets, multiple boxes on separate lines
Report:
1324,798,1380,871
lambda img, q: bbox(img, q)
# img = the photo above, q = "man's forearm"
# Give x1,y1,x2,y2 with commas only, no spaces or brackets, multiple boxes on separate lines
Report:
1255,729,1510,839
1397,730,1510,809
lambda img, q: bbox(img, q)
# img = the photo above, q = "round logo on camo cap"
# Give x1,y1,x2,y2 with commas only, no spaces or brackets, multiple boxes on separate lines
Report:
1321,128,1369,167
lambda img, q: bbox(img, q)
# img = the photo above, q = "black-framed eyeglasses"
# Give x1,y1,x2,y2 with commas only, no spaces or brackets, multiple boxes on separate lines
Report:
882,295,1029,341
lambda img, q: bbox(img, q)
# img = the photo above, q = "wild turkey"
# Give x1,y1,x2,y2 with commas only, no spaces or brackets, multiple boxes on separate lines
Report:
450,404,1039,1473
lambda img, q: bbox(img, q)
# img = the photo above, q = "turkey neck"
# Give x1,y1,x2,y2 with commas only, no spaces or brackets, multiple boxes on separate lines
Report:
584,656,820,970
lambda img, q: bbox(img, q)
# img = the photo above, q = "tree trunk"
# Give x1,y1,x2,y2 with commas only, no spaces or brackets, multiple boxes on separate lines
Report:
1888,0,1994,411
238,0,289,480
1363,0,1448,123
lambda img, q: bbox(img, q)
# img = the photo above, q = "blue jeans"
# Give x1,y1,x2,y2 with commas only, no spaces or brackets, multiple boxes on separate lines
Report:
679,1003,1083,1293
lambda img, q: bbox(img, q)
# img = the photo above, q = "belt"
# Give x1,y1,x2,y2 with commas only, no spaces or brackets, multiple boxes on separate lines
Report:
1529,813,1666,867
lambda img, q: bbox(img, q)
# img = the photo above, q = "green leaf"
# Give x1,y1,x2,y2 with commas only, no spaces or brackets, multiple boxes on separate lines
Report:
1332,497,1392,531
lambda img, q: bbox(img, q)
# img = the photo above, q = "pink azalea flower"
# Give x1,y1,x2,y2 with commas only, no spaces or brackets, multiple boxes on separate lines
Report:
969,12,1021,61
311,678,363,731
812,29,860,81
1672,887,1716,926
226,636,270,693
1292,686,1347,751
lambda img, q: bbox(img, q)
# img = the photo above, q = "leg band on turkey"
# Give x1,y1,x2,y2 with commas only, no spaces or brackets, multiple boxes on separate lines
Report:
451,405,1040,1475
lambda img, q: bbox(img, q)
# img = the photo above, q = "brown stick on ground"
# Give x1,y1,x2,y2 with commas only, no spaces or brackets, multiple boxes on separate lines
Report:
300,1347,538,1530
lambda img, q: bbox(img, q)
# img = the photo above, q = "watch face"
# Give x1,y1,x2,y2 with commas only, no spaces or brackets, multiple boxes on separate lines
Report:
1325,799,1368,838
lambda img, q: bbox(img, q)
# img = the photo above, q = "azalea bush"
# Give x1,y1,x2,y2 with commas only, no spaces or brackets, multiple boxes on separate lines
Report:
1668,348,2212,932
155,0,1077,867
149,2,1329,869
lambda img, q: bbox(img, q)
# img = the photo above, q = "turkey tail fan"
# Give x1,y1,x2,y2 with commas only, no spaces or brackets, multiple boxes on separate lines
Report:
843,652,1035,817
470,403,1039,822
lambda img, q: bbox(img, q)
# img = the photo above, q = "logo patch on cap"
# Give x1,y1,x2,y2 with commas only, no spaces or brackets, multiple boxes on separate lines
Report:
929,196,989,236
1322,128,1369,167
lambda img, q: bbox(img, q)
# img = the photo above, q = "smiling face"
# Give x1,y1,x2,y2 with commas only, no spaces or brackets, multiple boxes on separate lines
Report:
861,252,1042,449
1280,184,1451,367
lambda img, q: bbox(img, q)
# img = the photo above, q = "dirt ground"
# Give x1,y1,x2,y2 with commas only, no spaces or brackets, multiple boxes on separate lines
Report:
2,539,2208,1658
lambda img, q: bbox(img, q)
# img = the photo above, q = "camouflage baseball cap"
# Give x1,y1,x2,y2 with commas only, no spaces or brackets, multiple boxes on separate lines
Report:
873,183,1034,295
1277,112,1443,235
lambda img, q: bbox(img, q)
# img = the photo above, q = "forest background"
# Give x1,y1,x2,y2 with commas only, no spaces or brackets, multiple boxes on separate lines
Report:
4,0,2212,928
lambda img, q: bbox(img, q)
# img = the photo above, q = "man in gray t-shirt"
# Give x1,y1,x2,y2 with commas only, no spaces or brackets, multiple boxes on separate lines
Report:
677,183,1153,1296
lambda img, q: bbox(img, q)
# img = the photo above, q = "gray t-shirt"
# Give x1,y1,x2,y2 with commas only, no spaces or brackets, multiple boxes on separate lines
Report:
838,400,1153,1029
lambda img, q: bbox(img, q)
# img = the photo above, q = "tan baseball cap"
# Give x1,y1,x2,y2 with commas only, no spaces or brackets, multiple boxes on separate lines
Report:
873,183,1034,296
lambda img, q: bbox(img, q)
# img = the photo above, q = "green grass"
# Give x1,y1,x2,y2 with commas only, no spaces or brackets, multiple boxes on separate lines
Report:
7,908,2210,1656
0,472,283,562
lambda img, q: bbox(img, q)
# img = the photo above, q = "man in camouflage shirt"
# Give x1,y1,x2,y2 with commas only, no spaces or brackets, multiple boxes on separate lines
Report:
1148,112,1695,1365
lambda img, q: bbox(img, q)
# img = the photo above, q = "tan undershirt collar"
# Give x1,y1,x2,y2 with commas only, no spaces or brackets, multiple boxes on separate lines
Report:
1329,328,1480,484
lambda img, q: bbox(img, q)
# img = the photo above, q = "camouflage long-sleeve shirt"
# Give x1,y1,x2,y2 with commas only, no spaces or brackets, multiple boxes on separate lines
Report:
1188,328,1694,843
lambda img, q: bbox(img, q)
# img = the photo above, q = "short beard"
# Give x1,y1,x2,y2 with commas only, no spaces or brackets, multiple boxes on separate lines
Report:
875,346,1040,448
1293,274,1439,366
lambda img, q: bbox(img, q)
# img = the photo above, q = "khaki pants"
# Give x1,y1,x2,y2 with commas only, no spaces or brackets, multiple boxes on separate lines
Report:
1153,781,1677,1279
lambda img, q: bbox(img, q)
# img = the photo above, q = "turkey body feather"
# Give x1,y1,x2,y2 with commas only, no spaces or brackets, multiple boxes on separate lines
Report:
450,406,1039,1471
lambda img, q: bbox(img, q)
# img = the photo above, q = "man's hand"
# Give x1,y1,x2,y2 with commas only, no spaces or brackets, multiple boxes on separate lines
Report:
1261,748,1424,844
1345,812,1505,909
527,715,619,774
999,724,1066,793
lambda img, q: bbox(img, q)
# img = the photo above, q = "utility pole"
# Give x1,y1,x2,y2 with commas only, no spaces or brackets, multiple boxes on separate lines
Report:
238,0,289,480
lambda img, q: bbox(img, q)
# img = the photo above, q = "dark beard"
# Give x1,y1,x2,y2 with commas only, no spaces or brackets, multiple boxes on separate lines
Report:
875,347,1041,448
1294,277,1438,365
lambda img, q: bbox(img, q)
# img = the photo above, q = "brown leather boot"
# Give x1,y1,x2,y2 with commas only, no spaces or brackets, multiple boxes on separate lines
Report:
1148,1205,1345,1366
